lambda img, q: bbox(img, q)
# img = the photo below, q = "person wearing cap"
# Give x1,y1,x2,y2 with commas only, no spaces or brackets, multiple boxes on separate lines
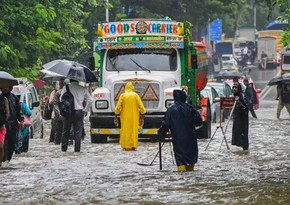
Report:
114,82,146,151
158,89,202,172
231,82,249,151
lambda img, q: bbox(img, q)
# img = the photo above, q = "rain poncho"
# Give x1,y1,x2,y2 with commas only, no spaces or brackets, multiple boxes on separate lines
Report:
158,90,202,166
115,82,146,150
231,82,249,150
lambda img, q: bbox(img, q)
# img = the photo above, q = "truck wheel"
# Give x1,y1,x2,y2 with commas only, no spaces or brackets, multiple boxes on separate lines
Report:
91,134,108,143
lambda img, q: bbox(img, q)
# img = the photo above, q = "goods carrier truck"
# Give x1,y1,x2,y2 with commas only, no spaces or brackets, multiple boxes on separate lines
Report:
89,19,211,143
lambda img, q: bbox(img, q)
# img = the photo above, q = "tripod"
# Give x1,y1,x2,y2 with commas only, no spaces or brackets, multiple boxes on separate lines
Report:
204,100,237,151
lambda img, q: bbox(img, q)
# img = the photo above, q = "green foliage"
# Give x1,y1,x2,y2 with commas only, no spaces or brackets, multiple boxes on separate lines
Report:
267,0,290,46
0,0,285,82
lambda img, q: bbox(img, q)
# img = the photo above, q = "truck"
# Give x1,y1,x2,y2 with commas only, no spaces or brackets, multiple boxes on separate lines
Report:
89,19,211,143
257,30,283,69
257,36,277,69
235,26,257,42
213,41,235,72
258,30,283,51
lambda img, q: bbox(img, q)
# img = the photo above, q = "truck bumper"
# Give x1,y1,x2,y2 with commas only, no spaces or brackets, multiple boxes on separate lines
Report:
89,113,165,136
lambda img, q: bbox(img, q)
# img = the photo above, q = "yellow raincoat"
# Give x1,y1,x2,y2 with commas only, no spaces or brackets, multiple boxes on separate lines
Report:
115,82,146,150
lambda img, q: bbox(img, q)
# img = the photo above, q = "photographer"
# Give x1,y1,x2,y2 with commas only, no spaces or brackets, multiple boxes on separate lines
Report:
231,82,249,151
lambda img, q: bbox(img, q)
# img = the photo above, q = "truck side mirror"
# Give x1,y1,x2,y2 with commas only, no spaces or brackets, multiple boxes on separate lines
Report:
191,54,198,69
89,56,95,71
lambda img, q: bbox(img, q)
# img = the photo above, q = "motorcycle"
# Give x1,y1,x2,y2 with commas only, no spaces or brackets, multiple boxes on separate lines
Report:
242,58,256,74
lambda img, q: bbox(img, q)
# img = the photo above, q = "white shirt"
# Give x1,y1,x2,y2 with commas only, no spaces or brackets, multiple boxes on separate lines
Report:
60,82,93,113
242,47,248,55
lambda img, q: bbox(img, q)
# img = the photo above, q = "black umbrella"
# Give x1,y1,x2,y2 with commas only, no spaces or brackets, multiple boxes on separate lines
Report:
267,74,290,86
215,70,243,79
41,60,97,83
40,72,65,82
0,71,19,88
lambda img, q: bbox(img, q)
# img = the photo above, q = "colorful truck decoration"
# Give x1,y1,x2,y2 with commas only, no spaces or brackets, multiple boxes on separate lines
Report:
89,19,211,143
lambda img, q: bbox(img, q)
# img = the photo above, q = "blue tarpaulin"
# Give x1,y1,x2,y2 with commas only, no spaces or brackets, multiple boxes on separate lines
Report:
266,21,289,30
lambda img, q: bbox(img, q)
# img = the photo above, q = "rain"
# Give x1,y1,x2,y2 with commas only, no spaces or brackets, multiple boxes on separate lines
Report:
1,78,289,204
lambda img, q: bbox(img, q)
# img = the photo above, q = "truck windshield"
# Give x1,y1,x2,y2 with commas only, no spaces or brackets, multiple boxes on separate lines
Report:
106,48,177,71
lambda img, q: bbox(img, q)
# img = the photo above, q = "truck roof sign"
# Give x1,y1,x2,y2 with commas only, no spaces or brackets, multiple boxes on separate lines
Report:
98,21,184,37
97,21,185,50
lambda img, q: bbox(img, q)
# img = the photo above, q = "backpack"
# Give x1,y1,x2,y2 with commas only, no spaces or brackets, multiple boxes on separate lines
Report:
0,95,7,126
42,97,52,120
59,85,75,117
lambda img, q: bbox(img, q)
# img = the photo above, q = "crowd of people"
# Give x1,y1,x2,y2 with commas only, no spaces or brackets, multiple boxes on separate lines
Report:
0,76,268,172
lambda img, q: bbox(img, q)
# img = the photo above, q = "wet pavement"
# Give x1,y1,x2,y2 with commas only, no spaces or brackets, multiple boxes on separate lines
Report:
1,70,290,205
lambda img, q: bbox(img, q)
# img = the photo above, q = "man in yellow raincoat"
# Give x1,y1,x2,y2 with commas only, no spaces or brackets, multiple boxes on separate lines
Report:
115,82,146,151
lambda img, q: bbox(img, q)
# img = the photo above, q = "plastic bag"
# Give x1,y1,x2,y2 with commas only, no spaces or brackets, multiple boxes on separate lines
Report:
24,115,31,127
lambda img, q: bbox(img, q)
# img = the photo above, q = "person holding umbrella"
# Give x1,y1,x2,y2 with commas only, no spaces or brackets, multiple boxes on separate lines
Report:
60,79,93,152
0,71,23,163
0,94,9,167
0,86,24,162
276,83,290,119
41,60,97,152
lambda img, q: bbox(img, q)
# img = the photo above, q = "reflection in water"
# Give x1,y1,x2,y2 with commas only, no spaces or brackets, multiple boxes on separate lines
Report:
0,102,290,204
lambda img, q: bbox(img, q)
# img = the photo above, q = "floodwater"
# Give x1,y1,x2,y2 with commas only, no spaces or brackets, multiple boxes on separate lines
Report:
1,99,290,203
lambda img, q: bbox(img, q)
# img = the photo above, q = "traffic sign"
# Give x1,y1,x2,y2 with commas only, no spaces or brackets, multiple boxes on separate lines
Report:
210,19,222,41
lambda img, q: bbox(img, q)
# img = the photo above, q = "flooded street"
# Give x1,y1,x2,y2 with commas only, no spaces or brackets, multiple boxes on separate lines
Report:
1,92,290,204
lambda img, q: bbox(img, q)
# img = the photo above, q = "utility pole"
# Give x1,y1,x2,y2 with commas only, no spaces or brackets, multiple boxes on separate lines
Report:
106,0,109,22
254,3,256,28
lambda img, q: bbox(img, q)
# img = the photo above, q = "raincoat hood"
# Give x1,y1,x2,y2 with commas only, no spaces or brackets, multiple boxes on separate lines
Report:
173,90,186,103
125,82,135,92
232,82,242,96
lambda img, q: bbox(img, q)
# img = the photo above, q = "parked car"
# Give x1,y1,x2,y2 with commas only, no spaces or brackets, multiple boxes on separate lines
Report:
207,81,233,120
200,86,221,123
13,78,44,139
221,61,241,72
207,81,233,98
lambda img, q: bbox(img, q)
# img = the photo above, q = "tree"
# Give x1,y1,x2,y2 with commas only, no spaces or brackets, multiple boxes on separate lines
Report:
266,0,290,46
0,0,100,80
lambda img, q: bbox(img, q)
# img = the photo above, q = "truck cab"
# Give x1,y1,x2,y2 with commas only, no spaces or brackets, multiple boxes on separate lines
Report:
89,20,211,143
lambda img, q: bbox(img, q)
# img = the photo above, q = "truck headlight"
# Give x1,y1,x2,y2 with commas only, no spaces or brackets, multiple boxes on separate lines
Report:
165,100,174,108
95,100,108,109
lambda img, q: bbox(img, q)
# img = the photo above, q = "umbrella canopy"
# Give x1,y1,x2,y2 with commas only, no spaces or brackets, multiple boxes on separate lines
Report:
215,70,243,79
40,72,65,82
267,73,290,86
33,79,46,89
0,71,19,88
41,60,97,83
12,85,30,94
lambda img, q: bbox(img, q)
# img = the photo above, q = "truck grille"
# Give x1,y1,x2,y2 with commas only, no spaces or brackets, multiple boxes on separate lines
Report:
114,82,160,109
